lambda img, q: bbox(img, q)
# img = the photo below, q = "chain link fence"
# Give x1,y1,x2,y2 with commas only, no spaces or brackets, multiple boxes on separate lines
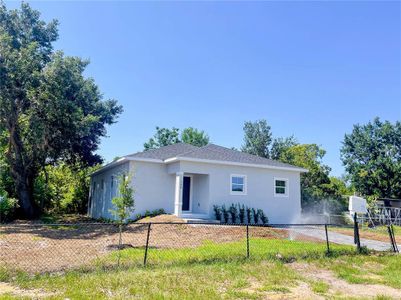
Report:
0,220,398,275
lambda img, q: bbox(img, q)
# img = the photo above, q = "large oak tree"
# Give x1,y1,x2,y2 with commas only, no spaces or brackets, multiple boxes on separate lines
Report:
341,118,401,199
0,3,122,218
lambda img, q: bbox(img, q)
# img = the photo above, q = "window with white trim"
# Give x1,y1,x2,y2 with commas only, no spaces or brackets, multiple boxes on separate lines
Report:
274,178,288,196
230,175,247,195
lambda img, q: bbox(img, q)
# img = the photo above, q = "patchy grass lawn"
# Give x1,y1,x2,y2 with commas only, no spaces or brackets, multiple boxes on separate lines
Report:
1,238,401,299
330,225,401,243
315,254,401,288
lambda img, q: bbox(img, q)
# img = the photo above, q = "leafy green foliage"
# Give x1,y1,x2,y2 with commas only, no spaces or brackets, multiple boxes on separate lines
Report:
270,136,298,160
181,127,209,147
143,127,180,150
110,174,135,223
241,120,272,158
144,126,210,150
33,163,100,214
276,144,347,212
0,191,18,222
341,118,401,199
0,3,122,217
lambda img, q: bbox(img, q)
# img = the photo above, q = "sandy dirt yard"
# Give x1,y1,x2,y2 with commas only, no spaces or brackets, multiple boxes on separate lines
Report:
0,216,307,273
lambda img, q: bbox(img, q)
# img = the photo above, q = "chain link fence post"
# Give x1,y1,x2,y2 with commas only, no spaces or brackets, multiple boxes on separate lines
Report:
246,224,250,259
387,225,399,253
324,224,330,254
143,223,152,266
392,225,399,253
354,214,361,252
117,223,123,267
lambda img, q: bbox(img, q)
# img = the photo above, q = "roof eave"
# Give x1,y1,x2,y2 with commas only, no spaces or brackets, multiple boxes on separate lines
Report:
91,157,165,177
164,156,308,173
90,157,129,177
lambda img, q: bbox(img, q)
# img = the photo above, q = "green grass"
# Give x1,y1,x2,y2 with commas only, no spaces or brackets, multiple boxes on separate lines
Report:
316,253,401,289
2,261,300,300
310,280,329,294
97,238,354,269
0,238,399,299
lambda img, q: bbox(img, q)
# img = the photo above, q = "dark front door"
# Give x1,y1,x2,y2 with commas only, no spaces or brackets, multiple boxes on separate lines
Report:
182,176,191,211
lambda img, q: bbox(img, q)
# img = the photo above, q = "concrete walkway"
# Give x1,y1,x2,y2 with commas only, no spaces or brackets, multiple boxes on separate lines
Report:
290,227,398,252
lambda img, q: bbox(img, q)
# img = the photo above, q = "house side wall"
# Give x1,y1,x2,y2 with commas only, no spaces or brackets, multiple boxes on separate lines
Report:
129,161,175,218
176,161,302,224
90,161,175,220
89,162,130,219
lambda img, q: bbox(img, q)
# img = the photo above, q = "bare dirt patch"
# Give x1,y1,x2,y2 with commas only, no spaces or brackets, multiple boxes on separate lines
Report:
241,275,323,299
0,282,56,298
290,262,401,299
0,216,321,274
0,220,298,273
136,214,185,223
286,282,324,300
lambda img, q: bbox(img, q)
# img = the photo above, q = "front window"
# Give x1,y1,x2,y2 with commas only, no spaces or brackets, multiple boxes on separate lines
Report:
274,178,288,196
230,175,247,195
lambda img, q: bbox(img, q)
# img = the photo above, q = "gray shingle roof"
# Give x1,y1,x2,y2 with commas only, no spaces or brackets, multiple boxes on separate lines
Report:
127,143,305,171
127,143,199,160
177,144,304,170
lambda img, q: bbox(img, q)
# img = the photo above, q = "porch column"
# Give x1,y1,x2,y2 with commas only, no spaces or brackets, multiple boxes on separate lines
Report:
174,172,184,217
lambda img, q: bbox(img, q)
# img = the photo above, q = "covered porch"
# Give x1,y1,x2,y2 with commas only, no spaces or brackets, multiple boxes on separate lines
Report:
173,171,210,219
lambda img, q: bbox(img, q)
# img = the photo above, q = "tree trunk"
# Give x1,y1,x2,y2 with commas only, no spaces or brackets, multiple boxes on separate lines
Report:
14,172,37,219
7,117,38,219
40,166,49,211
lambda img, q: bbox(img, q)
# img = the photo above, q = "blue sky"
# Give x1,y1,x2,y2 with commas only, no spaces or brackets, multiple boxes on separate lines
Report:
8,1,401,176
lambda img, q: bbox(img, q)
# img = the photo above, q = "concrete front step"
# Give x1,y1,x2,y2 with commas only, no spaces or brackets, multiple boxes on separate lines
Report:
180,213,220,224
183,218,221,224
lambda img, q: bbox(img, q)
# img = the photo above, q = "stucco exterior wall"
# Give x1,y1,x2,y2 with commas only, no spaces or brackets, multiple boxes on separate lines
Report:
176,161,302,224
90,159,302,223
191,174,209,214
89,161,129,219
129,161,175,218
89,161,175,220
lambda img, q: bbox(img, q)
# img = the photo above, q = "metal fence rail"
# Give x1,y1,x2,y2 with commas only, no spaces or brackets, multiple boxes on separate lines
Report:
0,221,398,274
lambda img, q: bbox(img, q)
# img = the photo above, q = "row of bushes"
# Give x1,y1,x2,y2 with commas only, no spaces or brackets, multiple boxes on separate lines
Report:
134,208,166,221
213,203,268,224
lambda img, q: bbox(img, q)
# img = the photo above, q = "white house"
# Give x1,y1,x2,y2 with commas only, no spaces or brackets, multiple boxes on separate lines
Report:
88,143,307,223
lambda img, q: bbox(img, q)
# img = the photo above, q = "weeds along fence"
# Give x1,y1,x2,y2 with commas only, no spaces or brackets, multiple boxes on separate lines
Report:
0,221,398,274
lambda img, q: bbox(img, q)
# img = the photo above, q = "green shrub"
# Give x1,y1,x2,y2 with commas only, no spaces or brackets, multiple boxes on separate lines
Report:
213,203,269,224
134,208,166,221
0,193,18,222
213,205,221,221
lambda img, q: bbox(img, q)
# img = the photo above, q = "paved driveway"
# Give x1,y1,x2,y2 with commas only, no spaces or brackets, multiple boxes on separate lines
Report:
290,227,397,252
